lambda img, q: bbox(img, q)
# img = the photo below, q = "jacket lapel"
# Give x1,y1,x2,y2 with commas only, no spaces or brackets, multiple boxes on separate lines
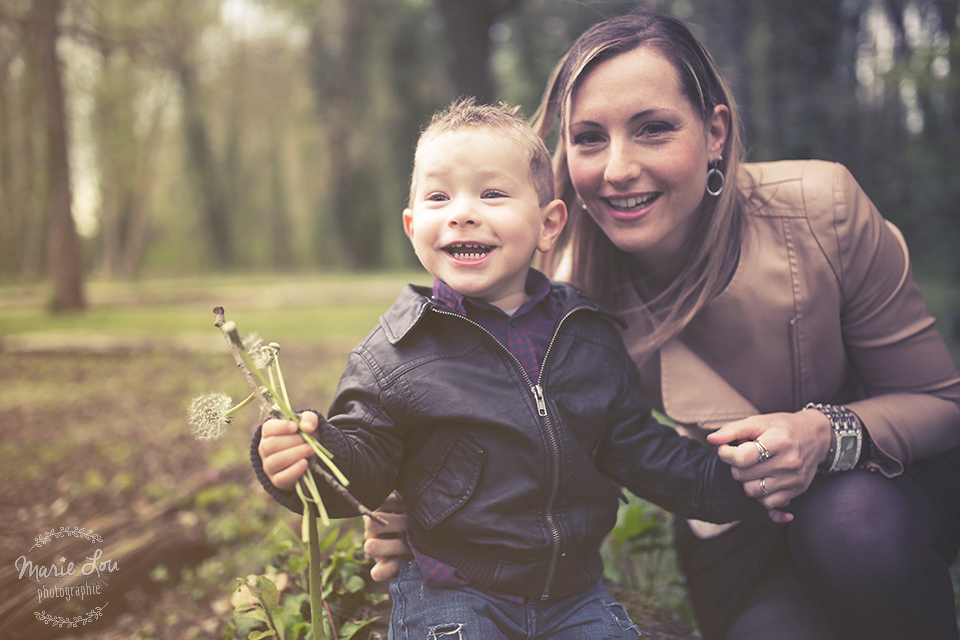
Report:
619,285,759,432
660,337,759,429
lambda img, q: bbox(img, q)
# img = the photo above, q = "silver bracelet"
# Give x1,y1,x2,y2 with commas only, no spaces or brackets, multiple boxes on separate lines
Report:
804,402,863,474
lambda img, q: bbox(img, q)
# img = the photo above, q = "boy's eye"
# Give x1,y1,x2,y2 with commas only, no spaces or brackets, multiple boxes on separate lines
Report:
426,192,449,202
481,190,507,199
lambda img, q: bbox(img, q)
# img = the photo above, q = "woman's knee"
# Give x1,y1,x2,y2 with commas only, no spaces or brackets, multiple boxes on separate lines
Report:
787,472,922,583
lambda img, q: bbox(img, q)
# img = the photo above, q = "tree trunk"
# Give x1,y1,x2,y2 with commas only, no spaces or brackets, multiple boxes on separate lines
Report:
119,96,166,279
31,0,85,311
435,0,523,104
0,54,14,276
177,61,233,268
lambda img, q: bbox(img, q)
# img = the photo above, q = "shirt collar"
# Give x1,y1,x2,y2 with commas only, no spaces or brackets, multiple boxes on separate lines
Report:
432,269,552,317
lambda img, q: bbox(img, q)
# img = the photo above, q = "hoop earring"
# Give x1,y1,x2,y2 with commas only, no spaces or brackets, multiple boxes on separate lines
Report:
706,157,724,197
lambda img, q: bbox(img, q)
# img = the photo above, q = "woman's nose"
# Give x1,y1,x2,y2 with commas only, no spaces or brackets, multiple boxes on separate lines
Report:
604,141,642,187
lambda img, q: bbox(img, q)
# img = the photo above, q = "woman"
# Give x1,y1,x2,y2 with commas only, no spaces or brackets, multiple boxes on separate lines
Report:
365,11,960,639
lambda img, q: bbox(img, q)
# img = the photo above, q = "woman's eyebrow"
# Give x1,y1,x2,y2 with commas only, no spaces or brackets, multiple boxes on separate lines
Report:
569,108,669,129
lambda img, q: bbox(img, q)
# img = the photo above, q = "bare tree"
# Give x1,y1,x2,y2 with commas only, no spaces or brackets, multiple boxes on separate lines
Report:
436,0,523,104
30,0,85,311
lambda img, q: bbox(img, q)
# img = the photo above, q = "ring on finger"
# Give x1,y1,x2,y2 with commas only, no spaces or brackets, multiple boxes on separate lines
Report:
760,477,770,496
755,439,772,463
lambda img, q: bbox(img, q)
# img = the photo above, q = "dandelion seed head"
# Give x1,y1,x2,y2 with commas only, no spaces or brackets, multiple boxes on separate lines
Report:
244,333,269,368
188,393,233,441
243,332,263,352
258,344,279,368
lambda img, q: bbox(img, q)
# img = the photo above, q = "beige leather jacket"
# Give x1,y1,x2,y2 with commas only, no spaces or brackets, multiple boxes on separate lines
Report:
616,160,960,476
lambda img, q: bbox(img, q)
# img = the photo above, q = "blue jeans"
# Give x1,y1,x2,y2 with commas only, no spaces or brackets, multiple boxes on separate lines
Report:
388,561,645,639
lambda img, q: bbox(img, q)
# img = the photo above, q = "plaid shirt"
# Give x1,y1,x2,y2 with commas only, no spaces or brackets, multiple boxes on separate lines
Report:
409,268,563,601
431,268,561,382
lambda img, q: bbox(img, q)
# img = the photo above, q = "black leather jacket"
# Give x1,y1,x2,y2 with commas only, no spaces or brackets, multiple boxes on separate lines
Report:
252,283,763,601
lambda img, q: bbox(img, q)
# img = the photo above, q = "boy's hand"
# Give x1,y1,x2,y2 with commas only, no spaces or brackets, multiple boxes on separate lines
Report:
766,508,793,524
259,411,319,491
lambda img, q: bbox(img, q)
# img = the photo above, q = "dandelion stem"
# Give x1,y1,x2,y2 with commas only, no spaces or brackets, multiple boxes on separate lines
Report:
273,351,293,416
225,392,256,417
302,431,350,487
307,502,328,640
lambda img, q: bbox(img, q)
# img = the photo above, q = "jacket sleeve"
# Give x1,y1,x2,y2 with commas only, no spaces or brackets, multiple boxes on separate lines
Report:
815,163,960,471
595,334,767,523
249,345,405,517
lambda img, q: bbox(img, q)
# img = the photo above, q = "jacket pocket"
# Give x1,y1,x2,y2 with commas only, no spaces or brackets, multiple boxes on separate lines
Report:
401,431,484,530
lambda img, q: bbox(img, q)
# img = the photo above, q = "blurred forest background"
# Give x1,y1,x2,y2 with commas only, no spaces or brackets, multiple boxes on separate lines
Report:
1,0,959,309
2,1,960,638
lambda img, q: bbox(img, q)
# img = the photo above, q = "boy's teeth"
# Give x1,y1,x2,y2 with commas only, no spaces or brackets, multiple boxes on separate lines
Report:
447,243,491,259
609,194,656,209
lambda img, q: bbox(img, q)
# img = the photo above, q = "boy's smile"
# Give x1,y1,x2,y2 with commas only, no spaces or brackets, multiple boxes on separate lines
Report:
443,242,494,261
404,128,565,312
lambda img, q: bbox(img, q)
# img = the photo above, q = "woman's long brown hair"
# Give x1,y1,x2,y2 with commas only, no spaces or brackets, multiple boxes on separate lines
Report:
531,11,748,361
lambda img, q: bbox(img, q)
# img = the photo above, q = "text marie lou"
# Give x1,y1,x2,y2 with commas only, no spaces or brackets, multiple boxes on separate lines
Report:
15,549,119,583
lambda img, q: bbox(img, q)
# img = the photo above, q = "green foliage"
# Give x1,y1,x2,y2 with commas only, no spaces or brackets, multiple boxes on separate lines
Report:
231,523,386,640
602,496,696,628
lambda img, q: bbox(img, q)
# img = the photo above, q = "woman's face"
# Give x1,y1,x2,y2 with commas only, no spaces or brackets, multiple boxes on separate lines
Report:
565,46,728,271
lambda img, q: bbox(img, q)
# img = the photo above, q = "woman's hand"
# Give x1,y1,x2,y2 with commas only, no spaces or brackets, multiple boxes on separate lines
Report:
707,409,833,509
363,493,412,582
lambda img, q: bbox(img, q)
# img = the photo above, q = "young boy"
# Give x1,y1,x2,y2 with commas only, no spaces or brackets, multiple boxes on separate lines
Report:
252,98,775,639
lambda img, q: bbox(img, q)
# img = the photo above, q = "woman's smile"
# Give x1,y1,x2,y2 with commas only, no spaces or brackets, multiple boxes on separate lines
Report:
604,192,661,221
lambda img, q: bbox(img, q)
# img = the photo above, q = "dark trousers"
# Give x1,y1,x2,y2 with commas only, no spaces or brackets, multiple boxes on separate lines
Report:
675,445,960,640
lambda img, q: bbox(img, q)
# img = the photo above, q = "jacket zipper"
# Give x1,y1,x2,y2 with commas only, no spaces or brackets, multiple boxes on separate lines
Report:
430,303,589,602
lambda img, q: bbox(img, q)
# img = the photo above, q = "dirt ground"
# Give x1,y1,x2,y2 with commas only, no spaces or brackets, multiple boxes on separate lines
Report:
0,345,337,639
0,338,702,640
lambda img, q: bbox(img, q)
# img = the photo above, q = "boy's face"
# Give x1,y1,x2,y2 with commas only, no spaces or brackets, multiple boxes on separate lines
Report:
403,128,565,311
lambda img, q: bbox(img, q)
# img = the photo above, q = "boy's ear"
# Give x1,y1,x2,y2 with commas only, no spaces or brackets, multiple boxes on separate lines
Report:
537,199,567,253
402,208,415,241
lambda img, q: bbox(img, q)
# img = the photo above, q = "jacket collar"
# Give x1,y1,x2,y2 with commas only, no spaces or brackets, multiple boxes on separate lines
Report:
431,269,554,318
379,281,622,346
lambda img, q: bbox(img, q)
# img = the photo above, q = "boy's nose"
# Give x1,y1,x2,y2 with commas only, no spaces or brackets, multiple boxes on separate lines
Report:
446,200,479,226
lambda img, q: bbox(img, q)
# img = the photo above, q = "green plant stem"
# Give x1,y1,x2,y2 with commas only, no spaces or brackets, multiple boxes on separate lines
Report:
307,503,327,640
225,392,256,417
273,353,293,415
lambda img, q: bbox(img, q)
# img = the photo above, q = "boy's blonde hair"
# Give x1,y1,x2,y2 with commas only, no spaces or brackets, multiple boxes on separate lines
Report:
409,97,555,208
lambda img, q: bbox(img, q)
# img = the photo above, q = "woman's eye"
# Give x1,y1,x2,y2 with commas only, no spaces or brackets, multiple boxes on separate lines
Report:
571,131,605,145
641,122,674,136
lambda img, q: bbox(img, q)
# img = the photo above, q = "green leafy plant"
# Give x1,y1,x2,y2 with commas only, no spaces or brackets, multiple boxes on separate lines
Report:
228,524,387,640
187,307,387,640
600,409,698,626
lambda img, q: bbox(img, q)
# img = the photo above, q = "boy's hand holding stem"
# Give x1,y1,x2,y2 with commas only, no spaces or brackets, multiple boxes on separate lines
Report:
212,306,387,528
259,412,323,491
